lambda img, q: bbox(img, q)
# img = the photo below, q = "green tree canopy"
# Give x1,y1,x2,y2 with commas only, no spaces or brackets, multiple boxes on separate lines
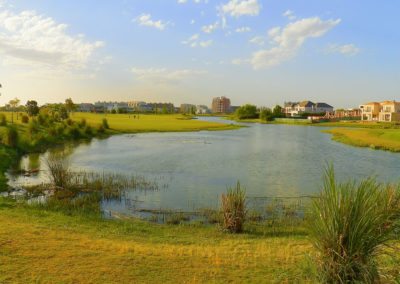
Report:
26,100,40,116
235,104,258,119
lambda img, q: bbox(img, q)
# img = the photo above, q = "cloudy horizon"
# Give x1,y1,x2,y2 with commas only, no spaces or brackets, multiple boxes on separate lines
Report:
0,0,399,108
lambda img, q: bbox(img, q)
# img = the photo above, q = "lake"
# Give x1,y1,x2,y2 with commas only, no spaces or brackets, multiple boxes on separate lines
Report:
8,117,400,216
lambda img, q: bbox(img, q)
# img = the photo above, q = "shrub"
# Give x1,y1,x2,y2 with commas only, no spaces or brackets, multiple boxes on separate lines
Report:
28,119,40,138
0,114,7,126
79,118,87,128
102,118,109,129
67,126,81,139
66,118,73,126
221,182,247,233
308,165,400,283
37,114,47,126
21,115,29,124
84,125,93,136
97,125,105,134
4,126,18,147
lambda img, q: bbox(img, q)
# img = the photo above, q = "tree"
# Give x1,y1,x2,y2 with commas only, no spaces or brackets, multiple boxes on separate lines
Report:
26,100,40,116
259,107,273,121
272,105,284,118
9,98,20,124
65,98,76,113
235,104,258,119
59,106,69,120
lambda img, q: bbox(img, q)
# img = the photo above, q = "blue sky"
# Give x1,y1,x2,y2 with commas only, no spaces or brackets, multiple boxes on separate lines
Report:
0,0,399,108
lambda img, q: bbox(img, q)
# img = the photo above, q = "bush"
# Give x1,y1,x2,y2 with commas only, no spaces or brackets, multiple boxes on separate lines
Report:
66,118,73,126
0,114,7,126
4,126,18,147
84,125,93,136
79,118,87,128
97,125,105,134
67,126,81,139
102,118,109,129
221,182,247,233
28,119,40,138
308,165,400,283
21,115,29,124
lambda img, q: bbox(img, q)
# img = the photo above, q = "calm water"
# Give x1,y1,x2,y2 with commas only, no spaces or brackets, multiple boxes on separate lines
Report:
8,117,400,214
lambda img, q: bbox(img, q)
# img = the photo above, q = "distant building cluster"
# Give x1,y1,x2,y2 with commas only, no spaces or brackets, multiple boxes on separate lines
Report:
77,96,236,114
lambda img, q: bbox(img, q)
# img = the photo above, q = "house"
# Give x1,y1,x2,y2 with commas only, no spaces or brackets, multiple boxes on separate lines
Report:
78,103,94,112
361,100,400,122
180,104,196,114
284,101,334,117
379,101,400,122
196,105,210,114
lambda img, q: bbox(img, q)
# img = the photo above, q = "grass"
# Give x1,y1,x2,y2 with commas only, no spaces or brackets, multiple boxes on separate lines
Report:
326,128,400,152
71,113,240,133
0,197,312,283
308,165,400,283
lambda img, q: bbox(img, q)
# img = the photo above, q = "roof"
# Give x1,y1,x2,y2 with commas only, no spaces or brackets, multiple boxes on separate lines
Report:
298,101,315,107
315,102,333,108
380,100,399,105
363,102,381,105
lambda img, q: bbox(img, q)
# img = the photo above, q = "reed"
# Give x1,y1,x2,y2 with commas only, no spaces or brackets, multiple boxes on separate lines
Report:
221,181,247,233
308,165,400,283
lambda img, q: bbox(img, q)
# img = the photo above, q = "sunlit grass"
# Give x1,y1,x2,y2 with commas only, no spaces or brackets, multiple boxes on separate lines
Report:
326,128,400,152
71,112,240,133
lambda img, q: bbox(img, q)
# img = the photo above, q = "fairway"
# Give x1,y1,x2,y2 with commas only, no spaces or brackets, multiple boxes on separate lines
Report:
326,128,400,152
71,113,239,133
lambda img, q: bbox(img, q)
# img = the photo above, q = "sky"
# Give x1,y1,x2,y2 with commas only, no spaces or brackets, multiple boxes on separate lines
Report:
0,0,399,108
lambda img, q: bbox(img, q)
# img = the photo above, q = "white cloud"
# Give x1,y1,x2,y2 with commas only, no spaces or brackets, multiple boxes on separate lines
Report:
0,9,104,70
182,34,213,48
249,36,264,45
131,67,206,84
199,40,213,47
231,58,249,65
202,22,219,33
251,17,341,69
177,0,187,3
221,0,261,17
326,43,360,56
283,10,296,21
235,26,251,33
134,14,169,30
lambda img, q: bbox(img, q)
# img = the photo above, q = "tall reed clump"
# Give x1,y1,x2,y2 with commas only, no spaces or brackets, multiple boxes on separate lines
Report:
45,153,71,190
308,165,400,283
221,181,247,233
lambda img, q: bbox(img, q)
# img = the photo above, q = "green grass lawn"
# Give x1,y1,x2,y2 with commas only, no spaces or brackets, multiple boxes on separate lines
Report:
0,198,313,283
71,113,240,133
326,128,400,152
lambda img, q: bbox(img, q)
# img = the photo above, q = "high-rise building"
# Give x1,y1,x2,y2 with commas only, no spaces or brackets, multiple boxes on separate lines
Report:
211,96,231,113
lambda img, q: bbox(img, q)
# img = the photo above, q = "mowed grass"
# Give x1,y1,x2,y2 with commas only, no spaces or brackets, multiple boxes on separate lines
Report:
71,113,240,133
0,198,312,283
326,128,400,152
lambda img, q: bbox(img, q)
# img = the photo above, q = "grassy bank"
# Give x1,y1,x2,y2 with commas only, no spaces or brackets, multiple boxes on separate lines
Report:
0,197,398,283
0,198,312,283
326,128,400,152
71,113,240,133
